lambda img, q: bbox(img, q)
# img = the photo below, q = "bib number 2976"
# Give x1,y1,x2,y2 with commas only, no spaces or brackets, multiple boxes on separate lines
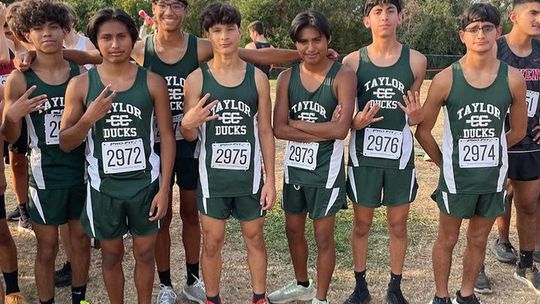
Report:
363,128,402,159
102,138,146,174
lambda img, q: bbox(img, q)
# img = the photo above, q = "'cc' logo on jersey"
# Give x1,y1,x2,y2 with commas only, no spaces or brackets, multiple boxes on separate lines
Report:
219,112,243,124
298,112,318,123
373,88,395,99
106,115,132,127
465,115,491,127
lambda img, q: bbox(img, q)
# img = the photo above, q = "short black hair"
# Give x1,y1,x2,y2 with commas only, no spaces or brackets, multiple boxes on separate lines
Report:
461,3,501,29
248,20,264,35
289,10,331,43
513,0,540,8
87,8,139,49
364,0,402,17
8,0,71,43
61,2,79,30
152,0,188,6
200,2,241,32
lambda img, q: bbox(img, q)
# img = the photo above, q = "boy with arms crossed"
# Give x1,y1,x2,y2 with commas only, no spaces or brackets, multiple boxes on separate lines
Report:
59,8,175,304
416,3,527,304
181,3,275,304
342,0,426,303
269,10,355,304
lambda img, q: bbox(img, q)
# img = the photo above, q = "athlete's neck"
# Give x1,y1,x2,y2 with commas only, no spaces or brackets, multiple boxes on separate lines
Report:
461,51,499,73
156,28,185,46
34,50,66,70
210,51,242,70
99,60,133,77
63,31,80,49
369,39,401,56
302,58,333,75
505,28,534,57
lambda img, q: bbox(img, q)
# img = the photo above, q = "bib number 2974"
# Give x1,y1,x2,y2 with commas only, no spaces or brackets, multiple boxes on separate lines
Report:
458,138,499,168
102,138,146,174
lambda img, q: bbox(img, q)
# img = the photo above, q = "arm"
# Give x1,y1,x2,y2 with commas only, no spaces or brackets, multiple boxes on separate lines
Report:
59,74,115,152
62,49,102,65
506,66,527,148
414,69,451,167
254,69,276,210
403,50,427,126
272,69,326,142
180,69,219,141
148,72,175,221
1,71,47,143
290,65,356,140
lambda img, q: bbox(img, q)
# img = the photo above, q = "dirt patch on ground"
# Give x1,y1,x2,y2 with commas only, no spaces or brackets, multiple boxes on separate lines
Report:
5,80,539,303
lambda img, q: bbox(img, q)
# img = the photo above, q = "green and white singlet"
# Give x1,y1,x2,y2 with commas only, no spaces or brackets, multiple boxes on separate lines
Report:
143,33,199,158
197,63,262,198
85,67,160,199
24,61,84,189
284,61,345,189
349,46,415,170
440,62,511,194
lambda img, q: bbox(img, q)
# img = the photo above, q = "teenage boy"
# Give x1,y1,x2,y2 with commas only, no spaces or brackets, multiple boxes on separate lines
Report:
245,20,273,77
482,0,540,294
1,1,91,303
268,10,355,304
342,0,427,303
416,3,527,304
180,3,275,304
59,8,175,304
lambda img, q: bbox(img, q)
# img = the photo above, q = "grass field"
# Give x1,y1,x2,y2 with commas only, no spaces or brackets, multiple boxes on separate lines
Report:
4,80,539,303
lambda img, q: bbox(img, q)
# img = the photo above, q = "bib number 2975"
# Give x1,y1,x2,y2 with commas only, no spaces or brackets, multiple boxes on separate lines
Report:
211,142,251,170
102,138,146,174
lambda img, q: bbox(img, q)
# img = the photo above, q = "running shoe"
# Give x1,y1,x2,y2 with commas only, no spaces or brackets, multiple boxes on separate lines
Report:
182,275,206,304
268,279,316,303
514,264,540,295
490,239,517,264
474,265,492,294
157,284,177,304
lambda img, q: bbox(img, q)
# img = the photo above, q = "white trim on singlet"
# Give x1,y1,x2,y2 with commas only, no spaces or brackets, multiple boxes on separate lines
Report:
202,197,208,214
409,168,416,201
198,123,209,198
349,129,359,166
149,111,160,183
324,187,340,216
347,166,358,203
497,121,509,192
326,140,344,189
400,117,413,170
442,106,457,194
85,130,101,191
29,186,46,223
26,115,45,189
85,183,97,237
252,113,262,194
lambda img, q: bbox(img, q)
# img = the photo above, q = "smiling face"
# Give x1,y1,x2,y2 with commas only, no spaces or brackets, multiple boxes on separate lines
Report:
25,21,66,54
152,0,187,32
295,25,329,65
511,2,540,37
96,20,134,64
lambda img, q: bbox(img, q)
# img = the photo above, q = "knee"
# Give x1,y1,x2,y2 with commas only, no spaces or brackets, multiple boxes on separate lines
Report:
314,232,334,252
203,235,224,258
353,219,372,238
467,233,488,250
244,230,265,249
388,221,408,241
180,209,199,227
517,201,536,217
36,242,58,263
133,246,155,265
285,224,305,242
102,248,124,268
437,233,459,250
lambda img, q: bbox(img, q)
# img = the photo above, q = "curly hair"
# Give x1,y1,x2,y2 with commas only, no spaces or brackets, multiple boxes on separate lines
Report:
8,0,71,43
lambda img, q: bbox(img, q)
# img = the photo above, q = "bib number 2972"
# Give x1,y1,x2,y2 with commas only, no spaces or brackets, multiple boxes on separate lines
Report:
102,138,146,174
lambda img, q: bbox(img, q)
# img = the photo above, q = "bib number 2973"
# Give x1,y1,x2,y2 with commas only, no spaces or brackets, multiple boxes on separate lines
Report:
285,142,318,171
102,138,146,174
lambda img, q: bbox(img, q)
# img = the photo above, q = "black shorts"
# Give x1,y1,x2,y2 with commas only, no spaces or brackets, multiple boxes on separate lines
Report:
0,195,5,220
4,124,29,164
507,151,540,181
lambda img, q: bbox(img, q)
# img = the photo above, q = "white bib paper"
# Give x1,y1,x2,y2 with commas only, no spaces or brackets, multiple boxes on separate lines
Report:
458,138,499,168
285,141,319,171
363,128,403,159
526,90,539,118
44,113,62,145
211,142,251,170
102,138,146,174
155,114,183,143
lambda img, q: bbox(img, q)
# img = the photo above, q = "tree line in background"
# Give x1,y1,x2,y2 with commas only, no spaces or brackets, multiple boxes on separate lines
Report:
3,0,515,56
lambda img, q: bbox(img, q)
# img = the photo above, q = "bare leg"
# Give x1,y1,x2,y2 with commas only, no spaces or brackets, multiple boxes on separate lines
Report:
432,212,462,298
68,220,90,288
100,238,125,304
240,217,267,294
33,223,59,302
133,233,158,304
351,205,375,272
313,215,336,300
200,215,226,297
284,213,308,282
387,204,410,275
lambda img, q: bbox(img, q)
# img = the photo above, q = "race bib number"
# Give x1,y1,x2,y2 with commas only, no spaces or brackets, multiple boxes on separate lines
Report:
0,74,8,86
363,128,403,159
211,142,251,170
285,141,319,171
102,138,146,174
44,113,61,145
526,90,539,118
154,114,183,143
458,138,499,168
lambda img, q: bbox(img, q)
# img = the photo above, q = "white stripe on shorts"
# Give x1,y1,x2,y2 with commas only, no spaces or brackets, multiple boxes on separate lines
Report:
324,188,340,217
86,184,97,237
29,187,46,224
442,191,450,214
